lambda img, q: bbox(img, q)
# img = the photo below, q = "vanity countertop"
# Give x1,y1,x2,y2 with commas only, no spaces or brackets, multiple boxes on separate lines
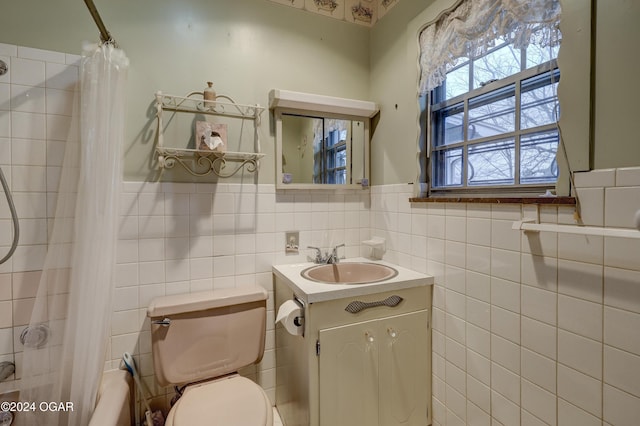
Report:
272,258,434,304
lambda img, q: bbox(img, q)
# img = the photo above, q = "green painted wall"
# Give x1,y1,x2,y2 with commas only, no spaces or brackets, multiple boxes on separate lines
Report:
0,0,370,183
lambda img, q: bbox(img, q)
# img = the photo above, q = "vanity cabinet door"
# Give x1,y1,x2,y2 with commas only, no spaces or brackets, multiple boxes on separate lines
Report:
319,317,379,426
379,310,429,426
318,310,429,426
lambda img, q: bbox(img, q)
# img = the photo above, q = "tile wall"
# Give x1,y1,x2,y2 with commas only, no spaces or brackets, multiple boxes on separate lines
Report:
0,43,78,392
370,169,640,426
112,181,370,407
3,42,640,425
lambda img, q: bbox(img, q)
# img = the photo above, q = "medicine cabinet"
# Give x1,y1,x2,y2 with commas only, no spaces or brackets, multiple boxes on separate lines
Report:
269,89,379,190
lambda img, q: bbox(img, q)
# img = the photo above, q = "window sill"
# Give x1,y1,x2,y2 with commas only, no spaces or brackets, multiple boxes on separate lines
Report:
409,196,576,205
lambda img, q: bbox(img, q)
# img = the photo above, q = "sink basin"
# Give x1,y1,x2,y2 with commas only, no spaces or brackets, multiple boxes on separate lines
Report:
301,262,398,284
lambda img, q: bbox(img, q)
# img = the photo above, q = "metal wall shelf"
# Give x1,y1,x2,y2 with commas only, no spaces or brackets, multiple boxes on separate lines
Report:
513,218,640,239
154,91,265,178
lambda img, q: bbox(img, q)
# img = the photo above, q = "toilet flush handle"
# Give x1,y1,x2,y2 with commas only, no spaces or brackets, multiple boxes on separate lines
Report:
152,318,171,327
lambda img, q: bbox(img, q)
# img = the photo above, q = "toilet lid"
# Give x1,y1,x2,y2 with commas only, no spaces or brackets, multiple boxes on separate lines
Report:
169,376,272,426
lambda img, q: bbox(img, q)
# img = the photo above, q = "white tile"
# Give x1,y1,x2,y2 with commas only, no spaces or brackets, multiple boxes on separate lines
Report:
490,248,520,282
445,216,466,242
558,294,602,341
491,219,520,251
557,234,603,265
138,238,164,262
446,385,467,422
115,263,138,288
575,187,604,226
491,334,520,374
521,316,557,360
10,84,45,113
491,204,521,220
113,286,138,311
445,289,466,319
45,63,78,91
604,236,640,272
491,390,520,426
139,283,165,308
467,218,491,246
445,313,466,345
444,265,466,294
491,306,520,344
11,111,45,139
0,138,9,164
111,310,141,336
558,399,600,426
467,297,490,330
0,44,17,57
0,112,9,138
466,271,490,303
45,88,75,116
12,138,46,167
521,254,557,291
467,375,491,414
603,384,640,426
467,348,491,385
10,57,45,87
521,409,549,426
467,323,490,358
427,237,445,263
573,169,616,188
427,215,445,238
604,266,640,314
11,165,46,192
446,361,466,395
190,257,213,280
191,235,213,258
558,329,602,379
521,285,557,326
604,345,640,398
557,259,603,303
139,216,164,239
139,261,165,284
491,362,520,404
491,277,520,313
46,114,72,141
616,166,640,187
521,379,556,426
18,47,65,63
605,187,640,228
466,244,491,275
557,364,602,417
522,348,556,393
604,306,640,356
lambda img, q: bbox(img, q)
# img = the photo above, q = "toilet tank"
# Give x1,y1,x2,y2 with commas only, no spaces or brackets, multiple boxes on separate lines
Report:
147,287,268,387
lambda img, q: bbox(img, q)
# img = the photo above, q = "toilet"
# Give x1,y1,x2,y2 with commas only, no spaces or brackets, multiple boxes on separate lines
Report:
147,286,273,426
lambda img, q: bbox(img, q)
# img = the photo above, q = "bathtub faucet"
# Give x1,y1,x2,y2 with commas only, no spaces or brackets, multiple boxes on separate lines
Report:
307,243,345,264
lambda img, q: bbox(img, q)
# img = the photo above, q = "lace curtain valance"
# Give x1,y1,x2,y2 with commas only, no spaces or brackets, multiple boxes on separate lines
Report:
418,0,562,94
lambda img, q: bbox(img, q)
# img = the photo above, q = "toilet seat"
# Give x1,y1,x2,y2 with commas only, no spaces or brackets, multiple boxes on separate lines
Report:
166,375,273,426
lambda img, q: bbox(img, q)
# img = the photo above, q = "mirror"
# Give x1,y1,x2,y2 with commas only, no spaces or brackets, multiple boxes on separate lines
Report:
280,114,365,185
270,89,378,190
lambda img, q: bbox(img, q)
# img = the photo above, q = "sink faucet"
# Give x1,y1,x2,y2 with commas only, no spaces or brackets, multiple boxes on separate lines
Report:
307,244,345,264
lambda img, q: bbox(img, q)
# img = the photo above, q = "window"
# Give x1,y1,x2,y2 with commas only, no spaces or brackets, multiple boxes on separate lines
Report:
417,0,562,195
313,119,349,184
429,37,560,191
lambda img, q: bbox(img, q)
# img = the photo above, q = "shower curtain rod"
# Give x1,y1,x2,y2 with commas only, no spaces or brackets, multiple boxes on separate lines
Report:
83,0,116,46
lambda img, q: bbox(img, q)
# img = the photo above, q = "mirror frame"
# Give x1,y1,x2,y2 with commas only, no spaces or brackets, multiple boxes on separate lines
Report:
269,89,379,190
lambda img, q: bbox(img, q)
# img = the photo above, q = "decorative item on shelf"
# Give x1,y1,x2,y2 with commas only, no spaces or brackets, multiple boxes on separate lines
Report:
195,121,227,155
203,82,217,110
154,91,265,179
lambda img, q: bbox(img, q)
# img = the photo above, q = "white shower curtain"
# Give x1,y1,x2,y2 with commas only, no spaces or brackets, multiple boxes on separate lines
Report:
19,43,129,426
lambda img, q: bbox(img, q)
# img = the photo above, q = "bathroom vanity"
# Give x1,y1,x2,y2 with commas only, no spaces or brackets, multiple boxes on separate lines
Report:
273,259,434,426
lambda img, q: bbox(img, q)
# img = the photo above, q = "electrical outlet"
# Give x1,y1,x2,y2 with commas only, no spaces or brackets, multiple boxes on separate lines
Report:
285,231,299,254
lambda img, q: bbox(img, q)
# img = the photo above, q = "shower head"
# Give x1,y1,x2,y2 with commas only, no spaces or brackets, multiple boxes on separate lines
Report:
0,60,7,76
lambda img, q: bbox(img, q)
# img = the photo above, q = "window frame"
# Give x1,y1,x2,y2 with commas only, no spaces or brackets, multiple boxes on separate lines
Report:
427,46,561,195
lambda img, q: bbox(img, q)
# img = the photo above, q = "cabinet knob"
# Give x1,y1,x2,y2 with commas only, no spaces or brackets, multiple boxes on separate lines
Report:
387,328,397,338
365,331,375,343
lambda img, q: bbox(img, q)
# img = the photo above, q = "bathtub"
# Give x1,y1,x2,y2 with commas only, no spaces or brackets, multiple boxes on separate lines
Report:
89,369,133,426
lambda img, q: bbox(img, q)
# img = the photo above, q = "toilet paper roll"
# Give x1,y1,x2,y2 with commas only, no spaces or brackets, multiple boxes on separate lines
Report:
276,300,303,336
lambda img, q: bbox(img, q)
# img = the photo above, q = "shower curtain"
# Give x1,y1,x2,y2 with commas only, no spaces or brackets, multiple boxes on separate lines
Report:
19,43,129,426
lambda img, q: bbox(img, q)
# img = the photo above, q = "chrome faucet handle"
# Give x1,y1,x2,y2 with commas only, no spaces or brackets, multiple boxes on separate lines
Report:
307,246,323,263
329,243,346,264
